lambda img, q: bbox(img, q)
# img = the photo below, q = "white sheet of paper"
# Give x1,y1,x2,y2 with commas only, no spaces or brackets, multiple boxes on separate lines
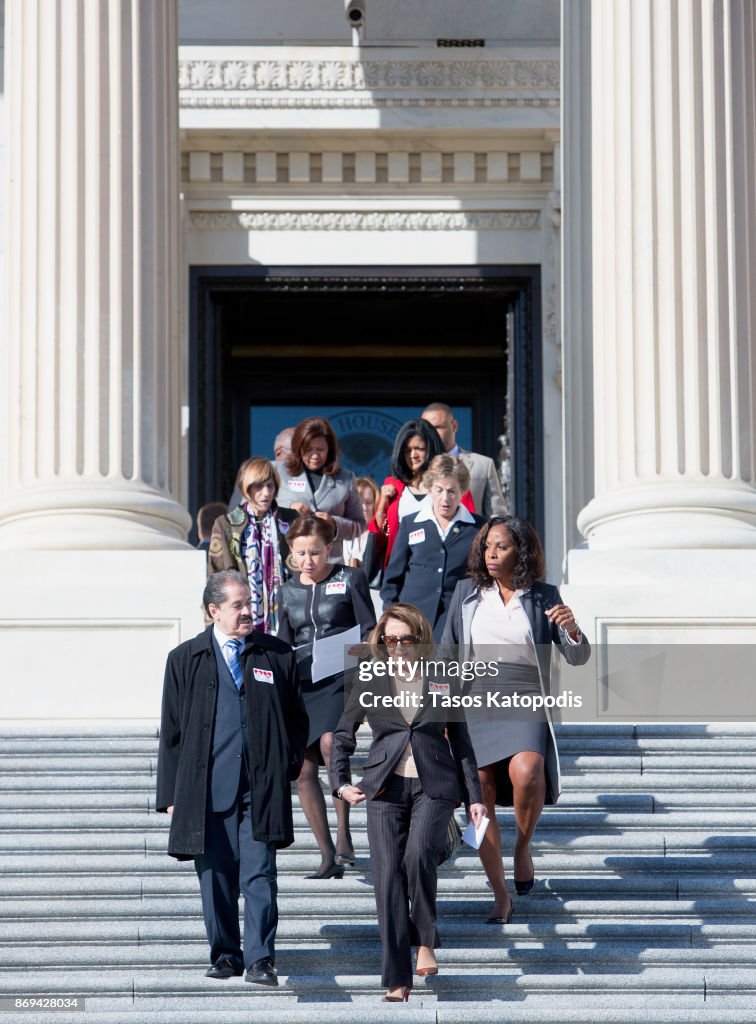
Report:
461,815,490,849
311,624,362,683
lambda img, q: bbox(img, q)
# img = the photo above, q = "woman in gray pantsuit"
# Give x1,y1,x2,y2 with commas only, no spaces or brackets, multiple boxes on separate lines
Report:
330,603,486,1003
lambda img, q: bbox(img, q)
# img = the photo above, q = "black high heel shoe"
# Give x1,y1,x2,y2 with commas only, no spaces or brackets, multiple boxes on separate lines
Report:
305,861,345,879
514,846,534,895
485,903,515,924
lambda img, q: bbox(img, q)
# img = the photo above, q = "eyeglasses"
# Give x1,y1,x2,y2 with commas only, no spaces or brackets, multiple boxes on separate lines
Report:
380,634,419,647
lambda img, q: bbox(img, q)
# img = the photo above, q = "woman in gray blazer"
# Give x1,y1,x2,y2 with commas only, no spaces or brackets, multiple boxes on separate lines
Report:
441,516,590,924
275,416,364,564
330,603,486,1003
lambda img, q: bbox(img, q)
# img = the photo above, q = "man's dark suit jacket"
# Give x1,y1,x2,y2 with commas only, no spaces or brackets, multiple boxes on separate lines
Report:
156,626,309,859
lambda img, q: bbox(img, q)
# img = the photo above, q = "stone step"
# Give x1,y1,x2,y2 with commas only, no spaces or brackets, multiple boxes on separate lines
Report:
3,872,756,901
0,894,753,920
3,809,756,833
2,849,755,876
5,789,756,812
5,915,756,943
7,1001,756,1024
3,941,756,970
4,753,756,774
0,966,752,998
0,827,753,854
1,770,753,792
5,732,756,753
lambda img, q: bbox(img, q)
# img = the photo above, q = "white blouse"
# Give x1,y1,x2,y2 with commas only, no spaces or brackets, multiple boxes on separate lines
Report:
470,586,537,667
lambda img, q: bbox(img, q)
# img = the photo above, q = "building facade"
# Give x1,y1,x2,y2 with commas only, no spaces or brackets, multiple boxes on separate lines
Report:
1,1,755,718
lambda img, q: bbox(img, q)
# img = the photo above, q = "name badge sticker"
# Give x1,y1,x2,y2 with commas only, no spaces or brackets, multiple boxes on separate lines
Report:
409,528,426,545
288,479,306,492
253,668,274,684
325,581,347,595
428,681,450,693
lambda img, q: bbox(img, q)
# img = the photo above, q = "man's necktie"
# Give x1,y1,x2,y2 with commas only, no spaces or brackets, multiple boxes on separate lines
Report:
225,638,244,690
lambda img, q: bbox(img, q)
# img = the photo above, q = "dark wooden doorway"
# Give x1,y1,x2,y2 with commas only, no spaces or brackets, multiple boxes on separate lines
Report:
189,265,543,541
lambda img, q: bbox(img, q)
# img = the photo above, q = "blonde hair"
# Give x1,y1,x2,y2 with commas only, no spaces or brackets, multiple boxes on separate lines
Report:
368,603,434,659
354,476,379,507
422,453,470,493
236,457,281,501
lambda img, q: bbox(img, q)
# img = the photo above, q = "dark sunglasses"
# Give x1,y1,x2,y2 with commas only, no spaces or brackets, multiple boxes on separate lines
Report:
380,634,419,647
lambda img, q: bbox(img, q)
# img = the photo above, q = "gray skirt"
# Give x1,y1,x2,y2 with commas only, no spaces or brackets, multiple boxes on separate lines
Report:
464,661,550,806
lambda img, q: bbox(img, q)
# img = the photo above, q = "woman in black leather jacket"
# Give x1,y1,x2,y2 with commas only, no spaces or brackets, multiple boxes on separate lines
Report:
278,515,376,878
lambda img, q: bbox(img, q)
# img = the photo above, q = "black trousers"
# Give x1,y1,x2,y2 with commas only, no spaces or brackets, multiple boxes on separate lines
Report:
194,794,278,971
366,774,456,988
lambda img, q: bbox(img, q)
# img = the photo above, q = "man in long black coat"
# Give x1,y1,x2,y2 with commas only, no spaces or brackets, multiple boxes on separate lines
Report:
156,570,308,986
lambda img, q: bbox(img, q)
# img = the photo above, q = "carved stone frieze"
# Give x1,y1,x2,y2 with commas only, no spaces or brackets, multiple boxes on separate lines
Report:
178,58,560,93
189,210,541,232
180,95,559,109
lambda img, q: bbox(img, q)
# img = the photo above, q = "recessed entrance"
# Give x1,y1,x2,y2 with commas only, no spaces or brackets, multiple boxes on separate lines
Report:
189,265,543,539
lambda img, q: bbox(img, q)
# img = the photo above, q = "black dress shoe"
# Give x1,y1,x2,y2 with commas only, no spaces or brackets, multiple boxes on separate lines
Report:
245,957,279,986
485,903,515,924
205,956,243,979
305,861,344,879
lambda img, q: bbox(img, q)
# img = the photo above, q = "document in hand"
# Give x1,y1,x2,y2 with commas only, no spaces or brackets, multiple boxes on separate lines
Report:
311,624,362,683
461,815,490,849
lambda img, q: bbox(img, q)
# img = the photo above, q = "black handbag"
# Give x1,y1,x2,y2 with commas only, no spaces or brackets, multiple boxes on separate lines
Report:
360,531,385,589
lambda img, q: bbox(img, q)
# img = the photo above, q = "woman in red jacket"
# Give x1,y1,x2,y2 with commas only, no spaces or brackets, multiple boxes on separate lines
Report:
367,418,475,570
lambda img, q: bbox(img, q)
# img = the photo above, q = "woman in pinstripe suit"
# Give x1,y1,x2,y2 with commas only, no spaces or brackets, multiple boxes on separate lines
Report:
330,604,487,1002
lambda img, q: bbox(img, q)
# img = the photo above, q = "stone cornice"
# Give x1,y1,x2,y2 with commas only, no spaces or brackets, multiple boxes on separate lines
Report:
188,210,541,231
178,51,559,109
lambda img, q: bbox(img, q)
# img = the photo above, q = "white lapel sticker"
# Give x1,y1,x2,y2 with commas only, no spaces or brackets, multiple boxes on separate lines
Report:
409,528,426,545
253,668,274,684
288,479,306,492
325,581,347,595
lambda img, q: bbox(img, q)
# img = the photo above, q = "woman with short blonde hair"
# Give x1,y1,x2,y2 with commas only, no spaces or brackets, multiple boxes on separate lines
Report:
380,456,483,640
207,456,298,634
422,453,470,494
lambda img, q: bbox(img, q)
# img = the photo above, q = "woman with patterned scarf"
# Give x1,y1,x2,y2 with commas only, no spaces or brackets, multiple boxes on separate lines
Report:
207,457,299,634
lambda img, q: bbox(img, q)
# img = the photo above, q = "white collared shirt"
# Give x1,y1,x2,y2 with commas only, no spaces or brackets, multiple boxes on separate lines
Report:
413,501,475,540
213,626,244,671
470,585,583,657
471,586,537,666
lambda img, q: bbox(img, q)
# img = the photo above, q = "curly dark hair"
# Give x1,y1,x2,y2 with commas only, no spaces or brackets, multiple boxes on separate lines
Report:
390,419,446,484
467,516,545,590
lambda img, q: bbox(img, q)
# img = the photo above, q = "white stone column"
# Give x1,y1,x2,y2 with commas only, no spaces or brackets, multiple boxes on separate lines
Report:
560,0,594,559
577,0,756,549
0,0,190,549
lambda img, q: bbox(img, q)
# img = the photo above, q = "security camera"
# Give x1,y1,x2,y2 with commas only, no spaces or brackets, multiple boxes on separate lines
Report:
345,0,365,29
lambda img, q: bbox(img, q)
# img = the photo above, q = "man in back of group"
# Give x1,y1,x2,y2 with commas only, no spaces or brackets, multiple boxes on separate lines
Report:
421,402,507,517
196,502,228,555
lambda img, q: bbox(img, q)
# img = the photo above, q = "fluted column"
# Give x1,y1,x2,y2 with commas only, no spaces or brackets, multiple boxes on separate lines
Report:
578,0,756,548
0,0,190,549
